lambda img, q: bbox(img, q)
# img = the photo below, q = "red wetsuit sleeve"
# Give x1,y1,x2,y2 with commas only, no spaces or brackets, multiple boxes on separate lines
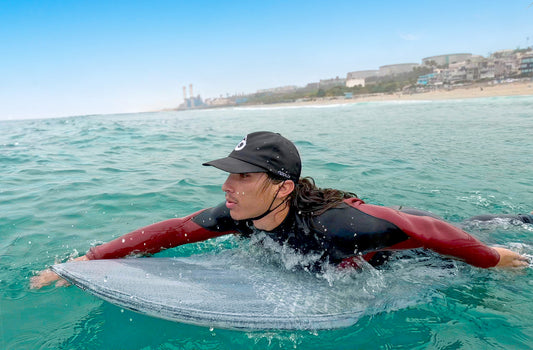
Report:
85,209,236,260
345,198,500,268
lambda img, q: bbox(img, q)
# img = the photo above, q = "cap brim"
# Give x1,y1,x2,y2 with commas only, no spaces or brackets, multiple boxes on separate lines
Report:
203,156,267,174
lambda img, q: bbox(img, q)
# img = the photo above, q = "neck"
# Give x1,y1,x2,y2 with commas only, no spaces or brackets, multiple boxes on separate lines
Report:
252,200,290,231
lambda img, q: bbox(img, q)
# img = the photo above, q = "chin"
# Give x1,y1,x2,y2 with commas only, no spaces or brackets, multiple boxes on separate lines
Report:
229,211,244,221
230,211,258,221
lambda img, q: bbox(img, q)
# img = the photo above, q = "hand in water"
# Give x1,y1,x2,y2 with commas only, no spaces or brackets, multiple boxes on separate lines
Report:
30,269,68,289
30,255,89,289
492,247,530,268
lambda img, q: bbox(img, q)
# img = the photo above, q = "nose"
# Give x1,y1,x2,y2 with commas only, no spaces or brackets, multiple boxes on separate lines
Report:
222,174,234,193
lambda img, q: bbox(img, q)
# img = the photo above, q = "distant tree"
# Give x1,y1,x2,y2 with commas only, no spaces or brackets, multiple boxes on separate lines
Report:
316,89,326,97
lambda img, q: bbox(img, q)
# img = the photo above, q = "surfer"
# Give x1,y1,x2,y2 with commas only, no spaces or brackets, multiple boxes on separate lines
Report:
31,131,531,288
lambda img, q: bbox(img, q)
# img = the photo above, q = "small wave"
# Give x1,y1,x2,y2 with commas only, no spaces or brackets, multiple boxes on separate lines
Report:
319,162,354,171
98,167,129,173
459,217,533,235
507,242,533,268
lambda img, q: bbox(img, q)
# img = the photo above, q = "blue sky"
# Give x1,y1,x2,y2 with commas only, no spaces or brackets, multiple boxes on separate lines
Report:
1,0,532,120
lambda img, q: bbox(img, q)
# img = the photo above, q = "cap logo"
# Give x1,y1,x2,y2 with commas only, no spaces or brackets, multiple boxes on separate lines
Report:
234,136,247,151
277,170,290,179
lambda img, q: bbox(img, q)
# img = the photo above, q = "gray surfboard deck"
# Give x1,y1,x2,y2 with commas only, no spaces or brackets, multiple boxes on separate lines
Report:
52,254,365,330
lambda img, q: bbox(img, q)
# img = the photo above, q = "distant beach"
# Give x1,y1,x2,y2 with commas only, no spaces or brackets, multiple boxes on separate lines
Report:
239,80,533,109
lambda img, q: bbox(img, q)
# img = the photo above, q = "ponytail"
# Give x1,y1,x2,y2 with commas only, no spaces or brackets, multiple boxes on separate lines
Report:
289,177,357,216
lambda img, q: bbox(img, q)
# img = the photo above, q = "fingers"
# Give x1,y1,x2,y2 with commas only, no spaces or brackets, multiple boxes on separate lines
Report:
29,269,61,289
513,255,531,268
507,257,529,268
492,247,530,269
55,279,71,287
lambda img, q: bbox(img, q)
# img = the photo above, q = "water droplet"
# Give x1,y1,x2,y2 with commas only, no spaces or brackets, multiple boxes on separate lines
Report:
122,239,126,243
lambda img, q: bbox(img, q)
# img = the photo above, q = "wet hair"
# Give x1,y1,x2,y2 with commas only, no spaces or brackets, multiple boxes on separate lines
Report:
265,175,357,216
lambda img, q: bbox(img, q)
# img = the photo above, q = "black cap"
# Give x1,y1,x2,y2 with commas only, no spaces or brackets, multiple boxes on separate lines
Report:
203,131,301,182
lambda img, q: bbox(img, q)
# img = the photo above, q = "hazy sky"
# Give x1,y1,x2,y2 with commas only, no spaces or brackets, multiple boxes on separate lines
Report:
1,0,532,120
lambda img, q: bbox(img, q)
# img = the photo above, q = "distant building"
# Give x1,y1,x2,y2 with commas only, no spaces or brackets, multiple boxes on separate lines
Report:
319,76,346,89
187,96,204,108
379,63,419,76
178,84,205,109
346,70,378,79
490,49,515,59
205,97,233,107
235,97,248,104
417,73,436,85
422,53,472,67
346,70,378,87
256,85,298,94
346,78,365,88
178,95,205,109
520,55,533,76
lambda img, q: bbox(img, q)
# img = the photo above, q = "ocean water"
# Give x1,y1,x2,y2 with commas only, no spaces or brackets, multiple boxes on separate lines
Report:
1,96,532,349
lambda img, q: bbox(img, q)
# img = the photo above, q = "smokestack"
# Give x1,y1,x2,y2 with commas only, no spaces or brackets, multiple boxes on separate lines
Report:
189,84,193,99
182,86,187,101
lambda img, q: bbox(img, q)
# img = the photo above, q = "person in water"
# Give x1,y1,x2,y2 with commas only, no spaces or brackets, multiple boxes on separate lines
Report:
31,131,531,288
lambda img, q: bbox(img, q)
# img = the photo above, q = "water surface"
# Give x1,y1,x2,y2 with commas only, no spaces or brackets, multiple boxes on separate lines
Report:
1,96,532,349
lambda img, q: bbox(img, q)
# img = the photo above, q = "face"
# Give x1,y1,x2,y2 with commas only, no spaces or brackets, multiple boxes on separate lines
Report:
221,172,279,221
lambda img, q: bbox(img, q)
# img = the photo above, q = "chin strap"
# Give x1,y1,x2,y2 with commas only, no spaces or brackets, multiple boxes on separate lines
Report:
248,181,287,221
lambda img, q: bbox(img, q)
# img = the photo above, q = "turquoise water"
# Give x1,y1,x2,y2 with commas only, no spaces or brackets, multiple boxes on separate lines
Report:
1,97,532,349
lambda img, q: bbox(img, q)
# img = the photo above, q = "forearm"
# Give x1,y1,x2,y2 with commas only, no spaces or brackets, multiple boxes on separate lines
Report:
406,215,500,267
86,210,234,260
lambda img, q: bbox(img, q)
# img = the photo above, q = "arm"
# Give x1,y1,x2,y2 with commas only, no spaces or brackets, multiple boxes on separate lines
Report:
31,208,236,288
346,198,501,268
87,209,233,259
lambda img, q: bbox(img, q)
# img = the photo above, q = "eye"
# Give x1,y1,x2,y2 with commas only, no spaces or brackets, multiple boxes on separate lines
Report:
239,173,251,179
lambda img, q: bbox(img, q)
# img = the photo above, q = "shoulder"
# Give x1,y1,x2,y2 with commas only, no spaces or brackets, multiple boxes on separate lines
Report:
313,199,400,235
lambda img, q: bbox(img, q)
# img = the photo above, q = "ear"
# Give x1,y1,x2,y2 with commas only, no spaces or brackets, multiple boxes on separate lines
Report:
277,180,295,199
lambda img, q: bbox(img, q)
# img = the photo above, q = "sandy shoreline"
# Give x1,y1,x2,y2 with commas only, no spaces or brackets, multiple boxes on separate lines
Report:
240,80,533,109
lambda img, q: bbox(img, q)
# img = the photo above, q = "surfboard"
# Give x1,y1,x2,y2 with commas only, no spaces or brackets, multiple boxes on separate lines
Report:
51,252,367,330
